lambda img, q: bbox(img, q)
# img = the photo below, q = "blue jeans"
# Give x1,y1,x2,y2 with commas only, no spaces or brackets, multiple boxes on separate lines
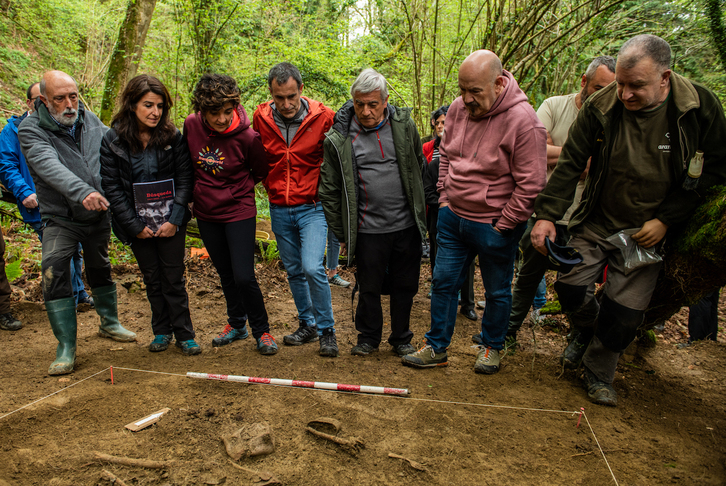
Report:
425,207,526,352
31,221,89,304
326,230,340,271
270,202,334,333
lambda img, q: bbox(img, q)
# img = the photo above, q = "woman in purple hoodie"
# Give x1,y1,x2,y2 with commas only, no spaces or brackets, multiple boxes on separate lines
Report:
183,74,276,355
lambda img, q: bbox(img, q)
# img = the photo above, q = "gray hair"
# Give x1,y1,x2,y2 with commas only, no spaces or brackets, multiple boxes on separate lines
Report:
267,62,302,88
618,35,671,71
39,78,46,97
584,56,616,79
350,68,388,101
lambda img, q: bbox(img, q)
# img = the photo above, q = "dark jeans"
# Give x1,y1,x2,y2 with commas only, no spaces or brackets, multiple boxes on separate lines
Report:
31,221,90,303
428,204,475,312
508,219,570,334
131,227,194,340
0,231,12,314
41,217,114,301
425,207,526,352
688,288,720,342
355,225,422,347
197,217,269,339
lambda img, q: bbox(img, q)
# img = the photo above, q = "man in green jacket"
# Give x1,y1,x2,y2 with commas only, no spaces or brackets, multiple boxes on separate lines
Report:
319,68,427,357
531,35,726,406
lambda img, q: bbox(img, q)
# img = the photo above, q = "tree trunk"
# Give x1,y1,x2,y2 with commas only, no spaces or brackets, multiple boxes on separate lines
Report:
100,0,158,124
705,0,726,72
643,185,726,327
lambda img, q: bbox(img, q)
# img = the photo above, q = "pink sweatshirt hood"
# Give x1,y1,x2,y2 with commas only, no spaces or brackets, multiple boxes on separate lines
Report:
437,70,547,229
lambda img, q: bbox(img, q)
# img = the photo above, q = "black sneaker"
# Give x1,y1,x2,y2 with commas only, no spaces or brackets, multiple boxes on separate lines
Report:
393,343,416,356
77,295,95,308
0,312,22,331
351,343,378,356
582,367,617,407
460,308,478,321
561,328,594,369
319,329,339,357
283,325,319,346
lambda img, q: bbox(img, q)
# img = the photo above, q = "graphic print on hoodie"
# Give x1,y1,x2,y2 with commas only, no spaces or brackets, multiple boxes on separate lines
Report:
183,104,269,223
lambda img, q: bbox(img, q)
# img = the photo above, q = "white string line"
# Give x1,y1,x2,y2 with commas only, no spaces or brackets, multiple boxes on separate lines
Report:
583,410,620,486
111,366,187,377
0,367,110,421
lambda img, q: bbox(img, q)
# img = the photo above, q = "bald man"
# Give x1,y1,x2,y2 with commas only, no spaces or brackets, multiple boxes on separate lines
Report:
19,70,136,376
402,51,546,373
531,35,726,406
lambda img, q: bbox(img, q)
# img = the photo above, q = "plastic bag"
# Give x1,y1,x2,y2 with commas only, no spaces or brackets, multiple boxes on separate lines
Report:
605,229,663,275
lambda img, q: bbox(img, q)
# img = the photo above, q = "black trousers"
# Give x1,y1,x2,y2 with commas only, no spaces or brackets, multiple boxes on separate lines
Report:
0,231,12,314
355,225,422,347
197,217,269,339
688,288,720,342
41,216,114,301
428,204,475,312
131,227,194,340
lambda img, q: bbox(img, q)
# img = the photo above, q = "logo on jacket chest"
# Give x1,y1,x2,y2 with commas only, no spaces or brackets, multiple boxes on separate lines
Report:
197,146,225,175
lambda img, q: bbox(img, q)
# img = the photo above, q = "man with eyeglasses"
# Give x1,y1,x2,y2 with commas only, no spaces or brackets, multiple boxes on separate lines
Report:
0,83,94,316
17,71,136,375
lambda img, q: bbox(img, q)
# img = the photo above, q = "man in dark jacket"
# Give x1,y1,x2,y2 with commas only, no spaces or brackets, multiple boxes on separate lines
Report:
319,68,427,357
531,35,726,406
253,63,339,357
19,70,136,375
0,82,93,312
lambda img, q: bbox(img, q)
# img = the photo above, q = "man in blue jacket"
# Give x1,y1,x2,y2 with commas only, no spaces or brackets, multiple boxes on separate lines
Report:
0,83,93,310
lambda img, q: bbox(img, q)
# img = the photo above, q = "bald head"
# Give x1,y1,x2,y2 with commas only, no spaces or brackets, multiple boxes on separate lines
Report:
39,70,79,127
458,50,505,119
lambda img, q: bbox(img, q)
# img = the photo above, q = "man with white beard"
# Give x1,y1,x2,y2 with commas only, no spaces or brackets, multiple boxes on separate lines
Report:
18,70,136,376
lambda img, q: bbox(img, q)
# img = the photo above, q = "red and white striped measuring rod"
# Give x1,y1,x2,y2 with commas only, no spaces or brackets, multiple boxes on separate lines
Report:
186,372,410,396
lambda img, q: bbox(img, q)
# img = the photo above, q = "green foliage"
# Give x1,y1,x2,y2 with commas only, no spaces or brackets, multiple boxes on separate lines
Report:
107,235,137,266
254,184,270,221
258,239,279,262
540,300,562,315
4,260,22,282
677,185,726,260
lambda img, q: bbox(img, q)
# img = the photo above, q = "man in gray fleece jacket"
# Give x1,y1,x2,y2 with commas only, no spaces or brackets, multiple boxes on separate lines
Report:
19,70,136,376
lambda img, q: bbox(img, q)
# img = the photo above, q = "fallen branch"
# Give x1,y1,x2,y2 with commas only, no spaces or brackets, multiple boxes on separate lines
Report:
101,469,129,485
388,452,428,472
305,426,365,455
93,451,174,469
227,459,258,475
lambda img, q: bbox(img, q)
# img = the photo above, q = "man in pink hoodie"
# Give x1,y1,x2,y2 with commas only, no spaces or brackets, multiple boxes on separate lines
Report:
402,50,546,373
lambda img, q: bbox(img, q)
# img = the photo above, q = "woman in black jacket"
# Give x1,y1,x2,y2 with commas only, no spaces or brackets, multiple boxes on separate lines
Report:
100,75,199,355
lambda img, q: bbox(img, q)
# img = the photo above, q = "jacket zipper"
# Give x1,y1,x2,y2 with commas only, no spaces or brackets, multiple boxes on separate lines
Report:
324,132,351,265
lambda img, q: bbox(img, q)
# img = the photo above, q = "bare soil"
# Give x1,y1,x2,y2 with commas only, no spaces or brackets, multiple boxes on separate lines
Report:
0,222,724,486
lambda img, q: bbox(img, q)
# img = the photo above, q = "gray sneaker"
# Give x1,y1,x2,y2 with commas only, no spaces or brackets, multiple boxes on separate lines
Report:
401,345,448,368
0,312,22,331
393,343,416,356
351,343,378,356
474,346,500,374
319,329,339,357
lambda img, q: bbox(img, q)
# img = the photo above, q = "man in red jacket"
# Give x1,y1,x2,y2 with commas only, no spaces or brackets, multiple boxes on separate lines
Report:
253,63,339,357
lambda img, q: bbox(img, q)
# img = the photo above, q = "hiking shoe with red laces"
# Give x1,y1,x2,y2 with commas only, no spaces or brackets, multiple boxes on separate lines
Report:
474,346,500,374
256,333,278,355
401,345,448,368
212,324,249,347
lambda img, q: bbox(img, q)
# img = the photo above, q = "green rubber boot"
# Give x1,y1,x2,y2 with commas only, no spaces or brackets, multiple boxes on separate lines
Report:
93,284,137,342
46,297,78,375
